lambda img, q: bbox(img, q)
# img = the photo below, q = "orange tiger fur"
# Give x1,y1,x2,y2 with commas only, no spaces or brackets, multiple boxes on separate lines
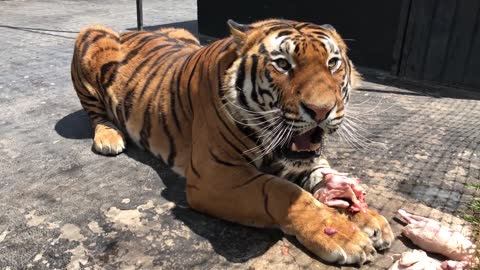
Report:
71,19,393,265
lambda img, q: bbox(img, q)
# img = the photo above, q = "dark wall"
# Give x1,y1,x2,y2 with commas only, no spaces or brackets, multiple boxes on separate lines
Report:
398,0,480,89
198,0,406,71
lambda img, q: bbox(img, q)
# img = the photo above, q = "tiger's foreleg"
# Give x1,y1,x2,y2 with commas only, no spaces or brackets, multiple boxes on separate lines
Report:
71,26,126,155
186,167,376,265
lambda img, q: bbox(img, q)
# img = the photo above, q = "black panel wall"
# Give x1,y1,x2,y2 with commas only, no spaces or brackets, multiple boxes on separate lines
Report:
398,0,480,89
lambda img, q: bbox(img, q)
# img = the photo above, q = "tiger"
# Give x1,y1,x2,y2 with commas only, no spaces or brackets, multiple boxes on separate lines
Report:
71,19,394,265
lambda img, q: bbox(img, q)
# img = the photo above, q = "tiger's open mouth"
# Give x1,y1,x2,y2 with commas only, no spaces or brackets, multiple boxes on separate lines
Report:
282,126,324,160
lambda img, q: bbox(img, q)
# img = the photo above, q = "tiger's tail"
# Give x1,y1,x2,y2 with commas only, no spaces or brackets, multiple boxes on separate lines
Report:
70,25,126,155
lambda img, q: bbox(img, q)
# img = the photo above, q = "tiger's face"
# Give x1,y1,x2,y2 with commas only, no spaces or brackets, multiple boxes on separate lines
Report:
223,19,359,167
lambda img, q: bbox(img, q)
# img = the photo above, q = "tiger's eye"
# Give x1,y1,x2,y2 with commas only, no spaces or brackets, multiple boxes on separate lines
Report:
328,57,340,69
274,58,292,71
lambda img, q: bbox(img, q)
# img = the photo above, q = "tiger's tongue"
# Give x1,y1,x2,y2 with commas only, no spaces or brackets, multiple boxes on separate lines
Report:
292,129,315,151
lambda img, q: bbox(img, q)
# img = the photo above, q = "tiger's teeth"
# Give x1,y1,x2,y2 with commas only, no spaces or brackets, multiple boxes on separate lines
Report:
310,143,321,151
291,143,299,152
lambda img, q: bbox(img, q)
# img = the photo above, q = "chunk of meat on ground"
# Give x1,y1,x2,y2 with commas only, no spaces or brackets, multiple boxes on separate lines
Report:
398,209,476,262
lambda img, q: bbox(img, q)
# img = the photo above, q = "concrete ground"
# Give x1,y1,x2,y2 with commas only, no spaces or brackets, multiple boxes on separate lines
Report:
0,0,479,269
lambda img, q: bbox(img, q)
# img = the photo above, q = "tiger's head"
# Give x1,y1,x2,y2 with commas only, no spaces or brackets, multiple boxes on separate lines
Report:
223,19,360,167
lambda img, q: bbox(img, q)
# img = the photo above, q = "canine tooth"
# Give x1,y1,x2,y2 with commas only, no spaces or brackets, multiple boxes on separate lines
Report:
310,143,321,151
291,143,299,152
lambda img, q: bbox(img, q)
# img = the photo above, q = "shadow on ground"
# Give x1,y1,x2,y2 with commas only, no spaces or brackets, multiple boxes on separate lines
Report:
0,24,77,39
55,109,283,263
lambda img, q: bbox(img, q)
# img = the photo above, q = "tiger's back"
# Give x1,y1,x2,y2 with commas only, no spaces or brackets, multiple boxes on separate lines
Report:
71,25,215,174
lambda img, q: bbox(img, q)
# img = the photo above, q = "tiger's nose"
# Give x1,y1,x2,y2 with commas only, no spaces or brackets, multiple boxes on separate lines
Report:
302,102,335,122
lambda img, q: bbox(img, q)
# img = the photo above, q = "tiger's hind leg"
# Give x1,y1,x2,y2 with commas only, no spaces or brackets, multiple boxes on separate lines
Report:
71,26,126,155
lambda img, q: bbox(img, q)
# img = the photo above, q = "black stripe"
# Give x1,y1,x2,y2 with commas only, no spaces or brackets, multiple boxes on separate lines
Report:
277,30,293,38
258,87,274,101
145,51,185,114
136,49,182,100
121,35,159,64
115,103,125,129
262,177,275,222
123,90,135,120
76,90,98,102
294,46,300,54
175,53,194,121
125,44,170,87
100,61,119,89
169,62,182,133
259,43,268,55
186,52,203,114
264,69,273,83
81,31,118,59
264,25,291,36
300,25,326,31
292,172,308,187
331,115,343,121
233,173,264,188
160,112,176,167
235,56,247,90
90,46,119,60
139,105,152,149
178,37,200,45
79,29,109,58
236,56,250,108
216,40,234,97
310,30,329,37
250,54,262,106
190,156,200,178
121,32,145,44
79,98,102,108
270,51,282,56
209,149,239,167
294,22,310,31
218,131,253,163
212,97,250,150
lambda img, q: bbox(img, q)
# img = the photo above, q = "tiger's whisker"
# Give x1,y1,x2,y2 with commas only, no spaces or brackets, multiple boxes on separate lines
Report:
244,120,284,154
341,123,372,150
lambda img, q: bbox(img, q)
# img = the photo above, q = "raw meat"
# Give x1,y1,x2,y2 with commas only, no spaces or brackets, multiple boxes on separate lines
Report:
312,168,368,212
441,260,473,270
398,209,476,263
388,250,442,270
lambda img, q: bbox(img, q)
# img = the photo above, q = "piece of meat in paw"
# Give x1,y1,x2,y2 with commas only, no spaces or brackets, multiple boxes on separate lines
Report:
313,168,368,213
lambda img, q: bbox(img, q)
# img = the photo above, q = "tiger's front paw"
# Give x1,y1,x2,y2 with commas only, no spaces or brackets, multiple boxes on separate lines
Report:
293,205,377,265
93,123,126,155
347,209,394,251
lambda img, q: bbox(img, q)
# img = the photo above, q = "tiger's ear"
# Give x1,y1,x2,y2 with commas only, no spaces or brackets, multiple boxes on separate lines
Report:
321,24,336,32
227,19,251,46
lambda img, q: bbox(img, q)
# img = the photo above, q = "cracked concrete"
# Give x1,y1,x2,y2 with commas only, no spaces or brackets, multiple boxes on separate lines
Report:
0,0,479,269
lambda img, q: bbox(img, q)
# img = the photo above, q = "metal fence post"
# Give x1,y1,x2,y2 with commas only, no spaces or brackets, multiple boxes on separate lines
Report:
136,0,143,31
